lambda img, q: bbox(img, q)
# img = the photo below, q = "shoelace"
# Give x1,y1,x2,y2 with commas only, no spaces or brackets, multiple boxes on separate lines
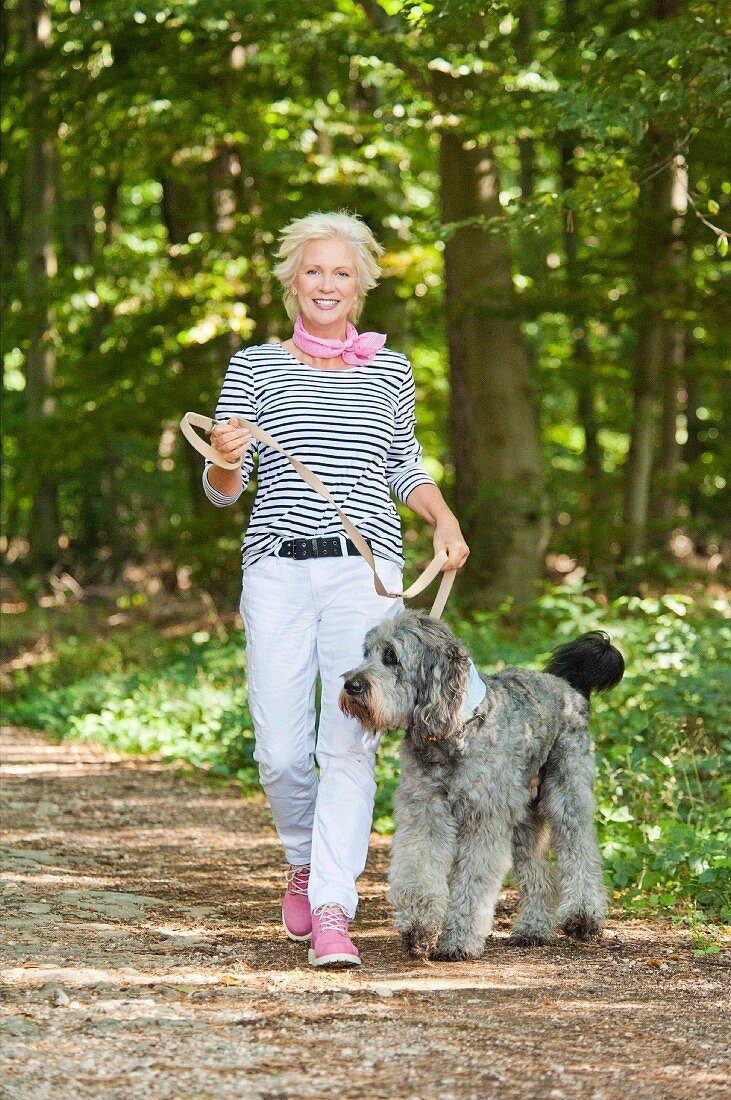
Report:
286,864,310,895
313,903,349,934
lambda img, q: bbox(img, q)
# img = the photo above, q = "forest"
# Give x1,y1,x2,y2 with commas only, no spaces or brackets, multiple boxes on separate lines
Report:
2,1,729,926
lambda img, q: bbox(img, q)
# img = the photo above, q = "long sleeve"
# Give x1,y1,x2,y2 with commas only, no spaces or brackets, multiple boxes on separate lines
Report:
385,359,437,504
202,351,258,507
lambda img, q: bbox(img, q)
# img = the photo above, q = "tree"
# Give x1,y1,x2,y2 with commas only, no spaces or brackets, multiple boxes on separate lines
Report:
360,1,547,608
2,0,727,601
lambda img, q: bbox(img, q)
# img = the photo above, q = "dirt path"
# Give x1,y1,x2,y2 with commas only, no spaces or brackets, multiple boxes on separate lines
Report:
1,727,729,1100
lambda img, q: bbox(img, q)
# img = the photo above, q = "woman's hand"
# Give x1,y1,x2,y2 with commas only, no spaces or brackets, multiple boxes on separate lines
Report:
210,417,252,465
433,515,470,572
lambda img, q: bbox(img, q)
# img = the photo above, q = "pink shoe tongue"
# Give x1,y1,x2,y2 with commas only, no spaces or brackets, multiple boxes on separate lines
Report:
286,865,310,894
316,905,349,934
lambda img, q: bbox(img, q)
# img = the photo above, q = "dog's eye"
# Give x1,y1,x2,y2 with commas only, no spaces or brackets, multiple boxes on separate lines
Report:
383,646,399,667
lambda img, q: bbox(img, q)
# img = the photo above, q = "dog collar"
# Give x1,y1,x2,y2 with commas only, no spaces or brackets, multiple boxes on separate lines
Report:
461,659,487,717
367,659,486,749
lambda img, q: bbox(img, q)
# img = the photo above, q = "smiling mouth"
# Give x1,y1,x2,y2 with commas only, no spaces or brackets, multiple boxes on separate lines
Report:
313,299,341,310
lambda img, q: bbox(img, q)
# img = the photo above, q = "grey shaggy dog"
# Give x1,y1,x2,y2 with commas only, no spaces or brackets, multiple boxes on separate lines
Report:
339,611,624,961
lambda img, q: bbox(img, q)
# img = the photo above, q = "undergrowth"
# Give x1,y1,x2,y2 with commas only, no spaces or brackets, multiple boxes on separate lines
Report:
4,584,730,925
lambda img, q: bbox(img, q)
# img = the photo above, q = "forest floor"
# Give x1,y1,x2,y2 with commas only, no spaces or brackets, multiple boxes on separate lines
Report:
1,726,729,1100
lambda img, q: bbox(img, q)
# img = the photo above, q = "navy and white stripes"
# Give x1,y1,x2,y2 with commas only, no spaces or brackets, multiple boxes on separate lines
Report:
202,342,436,569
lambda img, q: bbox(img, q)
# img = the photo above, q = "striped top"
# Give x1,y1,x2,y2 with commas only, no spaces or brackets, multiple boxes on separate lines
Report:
202,342,436,568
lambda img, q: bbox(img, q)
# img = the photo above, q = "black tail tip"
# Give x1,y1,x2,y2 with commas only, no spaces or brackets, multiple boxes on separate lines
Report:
545,630,625,699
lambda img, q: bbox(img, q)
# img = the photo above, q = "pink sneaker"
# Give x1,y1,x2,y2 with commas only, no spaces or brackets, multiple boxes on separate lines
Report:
308,904,361,968
282,864,312,942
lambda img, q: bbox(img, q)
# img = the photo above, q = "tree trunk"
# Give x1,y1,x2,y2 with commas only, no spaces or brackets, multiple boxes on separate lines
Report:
561,143,601,563
651,323,684,534
439,131,547,609
623,0,687,559
649,157,688,542
58,173,126,573
161,172,211,520
561,0,601,564
22,0,59,572
683,369,704,530
623,136,675,559
516,1,536,221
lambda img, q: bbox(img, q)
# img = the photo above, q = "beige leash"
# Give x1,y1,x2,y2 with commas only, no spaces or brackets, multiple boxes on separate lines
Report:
180,412,456,619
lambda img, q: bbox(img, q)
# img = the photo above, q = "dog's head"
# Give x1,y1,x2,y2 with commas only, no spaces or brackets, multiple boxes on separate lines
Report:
339,610,471,745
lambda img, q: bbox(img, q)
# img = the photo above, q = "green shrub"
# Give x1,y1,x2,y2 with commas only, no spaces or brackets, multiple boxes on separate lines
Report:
5,585,729,921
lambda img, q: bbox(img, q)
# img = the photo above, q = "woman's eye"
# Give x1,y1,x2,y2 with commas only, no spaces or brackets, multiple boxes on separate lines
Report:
383,647,398,667
303,269,350,277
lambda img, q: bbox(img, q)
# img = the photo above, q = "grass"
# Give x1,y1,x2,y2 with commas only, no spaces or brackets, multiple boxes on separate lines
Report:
4,582,730,925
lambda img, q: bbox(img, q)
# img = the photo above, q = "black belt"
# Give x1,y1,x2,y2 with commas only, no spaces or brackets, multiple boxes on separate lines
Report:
277,536,372,560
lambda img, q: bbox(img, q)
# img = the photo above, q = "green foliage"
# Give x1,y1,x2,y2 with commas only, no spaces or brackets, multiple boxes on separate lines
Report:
449,586,731,921
5,586,729,922
2,0,728,593
6,622,258,783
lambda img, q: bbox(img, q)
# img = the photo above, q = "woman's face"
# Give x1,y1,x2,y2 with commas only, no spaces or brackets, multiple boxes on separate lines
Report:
292,237,360,334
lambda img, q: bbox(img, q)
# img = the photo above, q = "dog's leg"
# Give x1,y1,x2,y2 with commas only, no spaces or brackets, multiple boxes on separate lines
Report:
543,743,607,940
509,812,558,946
432,799,513,961
389,751,457,960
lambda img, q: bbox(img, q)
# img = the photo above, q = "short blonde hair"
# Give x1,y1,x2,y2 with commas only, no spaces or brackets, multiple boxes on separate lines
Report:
273,210,384,324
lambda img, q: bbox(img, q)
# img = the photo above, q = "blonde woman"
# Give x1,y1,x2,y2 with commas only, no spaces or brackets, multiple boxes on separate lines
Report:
204,211,469,967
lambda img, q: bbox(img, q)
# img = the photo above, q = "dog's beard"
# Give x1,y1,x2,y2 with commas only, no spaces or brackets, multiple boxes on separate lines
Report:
338,688,378,731
338,684,394,733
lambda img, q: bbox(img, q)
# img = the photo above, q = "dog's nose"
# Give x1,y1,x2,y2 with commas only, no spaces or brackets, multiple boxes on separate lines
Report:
344,677,366,696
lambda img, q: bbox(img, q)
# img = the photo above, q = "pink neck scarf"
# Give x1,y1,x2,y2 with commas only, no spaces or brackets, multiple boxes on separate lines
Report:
293,313,386,366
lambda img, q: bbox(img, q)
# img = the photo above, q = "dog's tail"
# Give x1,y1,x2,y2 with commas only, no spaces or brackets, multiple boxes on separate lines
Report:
545,631,624,699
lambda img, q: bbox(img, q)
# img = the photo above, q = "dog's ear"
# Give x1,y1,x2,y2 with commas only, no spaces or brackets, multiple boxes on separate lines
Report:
410,634,470,744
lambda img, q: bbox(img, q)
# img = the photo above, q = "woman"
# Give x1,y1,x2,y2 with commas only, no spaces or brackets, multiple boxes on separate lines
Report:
204,211,469,968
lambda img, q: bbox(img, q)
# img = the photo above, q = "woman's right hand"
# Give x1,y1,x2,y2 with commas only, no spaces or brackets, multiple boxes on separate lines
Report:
210,417,252,465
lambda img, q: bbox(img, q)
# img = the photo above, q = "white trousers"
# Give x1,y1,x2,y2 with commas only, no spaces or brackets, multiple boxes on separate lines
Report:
240,549,404,918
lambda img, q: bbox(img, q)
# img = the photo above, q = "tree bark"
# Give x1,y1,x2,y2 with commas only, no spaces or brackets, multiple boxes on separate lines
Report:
161,172,210,520
683,369,704,529
561,0,601,563
22,0,59,572
649,157,688,542
623,135,675,559
440,131,547,609
357,1,546,607
561,143,601,562
516,1,537,213
622,0,687,559
651,322,684,534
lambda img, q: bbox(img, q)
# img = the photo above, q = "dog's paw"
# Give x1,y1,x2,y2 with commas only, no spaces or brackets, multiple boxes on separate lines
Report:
561,912,604,941
401,922,440,960
432,936,485,962
508,929,556,947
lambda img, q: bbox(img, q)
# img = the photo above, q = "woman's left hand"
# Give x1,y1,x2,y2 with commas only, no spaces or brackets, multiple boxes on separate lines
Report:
433,517,470,572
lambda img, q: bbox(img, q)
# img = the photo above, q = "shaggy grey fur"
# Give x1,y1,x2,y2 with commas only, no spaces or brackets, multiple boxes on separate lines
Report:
339,611,624,961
